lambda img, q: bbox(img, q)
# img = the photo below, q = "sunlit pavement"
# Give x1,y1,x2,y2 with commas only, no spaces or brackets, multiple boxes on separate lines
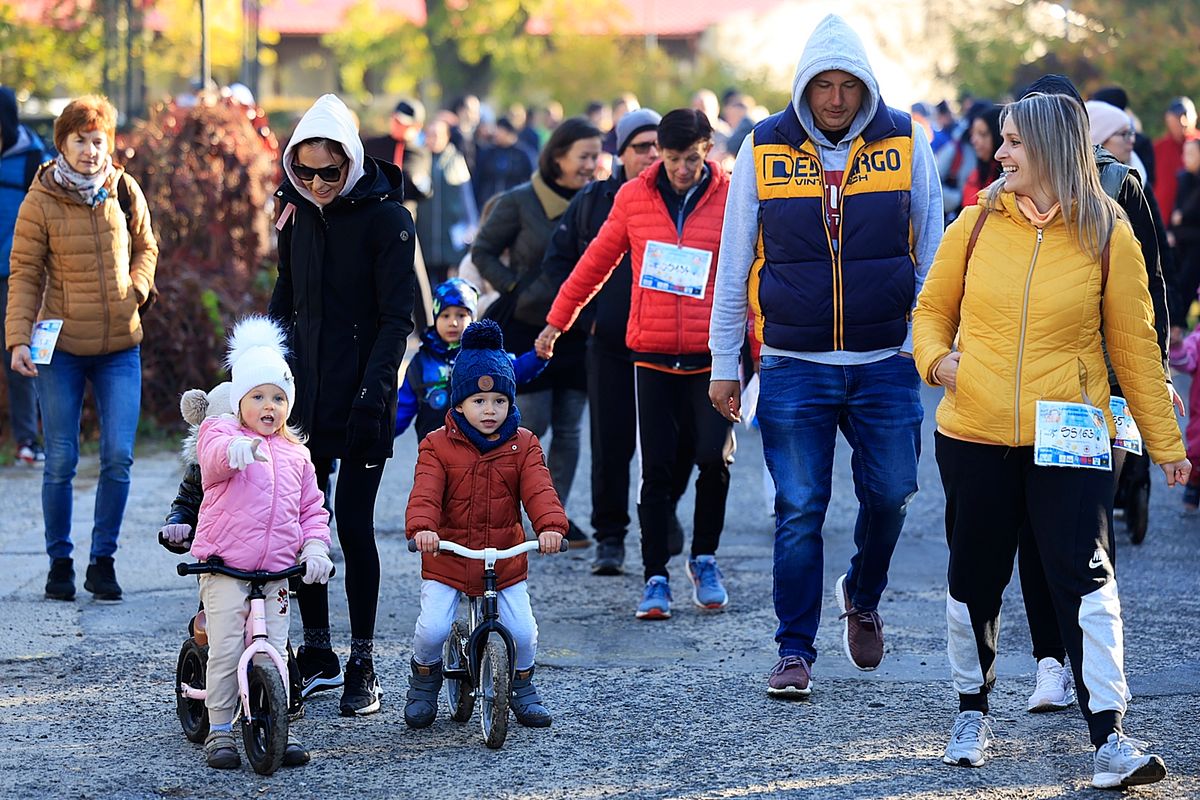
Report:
2,382,1198,799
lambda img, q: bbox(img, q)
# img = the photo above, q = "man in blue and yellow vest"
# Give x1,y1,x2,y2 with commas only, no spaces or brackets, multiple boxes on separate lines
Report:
708,13,943,696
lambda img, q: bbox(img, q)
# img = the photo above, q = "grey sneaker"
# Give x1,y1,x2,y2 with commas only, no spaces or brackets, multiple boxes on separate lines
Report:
1027,657,1075,712
204,729,240,769
766,655,812,698
1092,733,1166,788
591,539,625,575
943,710,992,767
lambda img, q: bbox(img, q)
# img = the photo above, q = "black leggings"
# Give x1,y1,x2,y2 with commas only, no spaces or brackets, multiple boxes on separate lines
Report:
293,457,386,642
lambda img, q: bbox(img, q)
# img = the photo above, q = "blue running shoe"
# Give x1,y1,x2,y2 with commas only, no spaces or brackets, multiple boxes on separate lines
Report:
686,555,729,610
635,576,672,619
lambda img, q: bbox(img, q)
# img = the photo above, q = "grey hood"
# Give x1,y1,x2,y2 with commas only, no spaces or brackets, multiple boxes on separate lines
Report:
282,94,366,208
791,14,880,148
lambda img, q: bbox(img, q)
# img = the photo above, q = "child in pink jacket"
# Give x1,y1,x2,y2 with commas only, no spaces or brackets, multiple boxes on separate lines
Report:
191,316,332,770
1170,326,1200,509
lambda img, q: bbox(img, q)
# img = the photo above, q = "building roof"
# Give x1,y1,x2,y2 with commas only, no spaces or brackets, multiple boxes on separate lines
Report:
22,0,784,37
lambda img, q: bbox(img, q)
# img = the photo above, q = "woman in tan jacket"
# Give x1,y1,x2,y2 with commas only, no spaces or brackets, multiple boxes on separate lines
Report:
5,95,157,603
913,93,1187,788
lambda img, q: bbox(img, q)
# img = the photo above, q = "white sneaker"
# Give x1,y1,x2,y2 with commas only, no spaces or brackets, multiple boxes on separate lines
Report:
1093,733,1167,788
1027,657,1076,712
942,710,992,767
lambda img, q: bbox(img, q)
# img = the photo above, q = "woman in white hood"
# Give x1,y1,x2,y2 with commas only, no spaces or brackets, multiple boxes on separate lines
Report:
269,94,416,717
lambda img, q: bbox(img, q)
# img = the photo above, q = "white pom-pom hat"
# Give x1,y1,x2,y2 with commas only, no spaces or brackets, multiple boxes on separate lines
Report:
226,316,295,412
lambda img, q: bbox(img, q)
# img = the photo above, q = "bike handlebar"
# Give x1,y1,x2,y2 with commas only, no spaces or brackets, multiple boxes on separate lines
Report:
407,538,569,557
176,560,332,583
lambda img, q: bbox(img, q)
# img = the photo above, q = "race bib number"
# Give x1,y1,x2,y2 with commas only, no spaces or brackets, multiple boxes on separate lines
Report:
1034,400,1111,471
640,240,713,299
1109,396,1143,455
30,319,63,365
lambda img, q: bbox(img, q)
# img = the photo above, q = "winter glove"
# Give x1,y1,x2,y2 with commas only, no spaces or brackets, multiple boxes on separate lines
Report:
160,523,193,546
345,407,383,458
300,539,333,585
227,436,269,471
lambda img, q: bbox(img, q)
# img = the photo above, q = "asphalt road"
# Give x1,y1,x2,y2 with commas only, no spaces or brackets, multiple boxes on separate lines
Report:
1,383,1198,799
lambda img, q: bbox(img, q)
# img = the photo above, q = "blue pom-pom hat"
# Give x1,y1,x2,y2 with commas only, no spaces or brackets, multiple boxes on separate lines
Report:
450,320,516,407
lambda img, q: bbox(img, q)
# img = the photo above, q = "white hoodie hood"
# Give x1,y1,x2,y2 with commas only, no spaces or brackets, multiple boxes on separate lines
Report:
282,94,366,207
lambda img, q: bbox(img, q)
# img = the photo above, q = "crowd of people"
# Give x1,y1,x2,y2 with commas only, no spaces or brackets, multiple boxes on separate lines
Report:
1,11,1196,789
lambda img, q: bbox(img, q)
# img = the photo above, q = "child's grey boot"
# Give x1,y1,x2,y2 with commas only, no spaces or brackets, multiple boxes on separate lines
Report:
205,729,240,769
403,659,443,729
511,667,552,728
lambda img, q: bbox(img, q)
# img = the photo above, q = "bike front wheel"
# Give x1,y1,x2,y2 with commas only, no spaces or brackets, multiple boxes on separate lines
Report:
242,661,288,775
479,633,511,749
175,638,210,743
444,620,475,723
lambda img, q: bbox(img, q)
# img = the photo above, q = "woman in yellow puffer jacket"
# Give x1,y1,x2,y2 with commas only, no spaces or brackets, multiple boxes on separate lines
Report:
913,93,1188,789
6,95,157,604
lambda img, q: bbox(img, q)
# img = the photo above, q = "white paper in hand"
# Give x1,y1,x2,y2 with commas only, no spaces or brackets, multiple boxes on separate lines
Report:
30,320,64,365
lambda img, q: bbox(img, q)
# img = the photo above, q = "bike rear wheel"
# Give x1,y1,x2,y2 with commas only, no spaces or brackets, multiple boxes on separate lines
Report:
242,661,288,775
444,620,475,723
175,638,210,743
479,633,511,749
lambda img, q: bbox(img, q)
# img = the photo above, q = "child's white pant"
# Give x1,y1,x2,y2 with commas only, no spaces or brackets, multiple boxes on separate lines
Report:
412,579,538,670
200,574,290,725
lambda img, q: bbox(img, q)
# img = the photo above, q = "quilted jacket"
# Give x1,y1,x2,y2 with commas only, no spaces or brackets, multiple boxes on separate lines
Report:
190,415,331,572
546,160,729,355
405,413,567,596
913,193,1185,463
6,163,157,356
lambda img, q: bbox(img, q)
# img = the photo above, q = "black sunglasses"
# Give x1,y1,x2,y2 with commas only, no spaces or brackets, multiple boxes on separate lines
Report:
292,160,346,183
628,141,659,154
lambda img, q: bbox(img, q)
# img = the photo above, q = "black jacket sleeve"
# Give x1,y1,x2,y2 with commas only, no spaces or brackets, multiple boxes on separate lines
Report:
1118,174,1171,370
357,202,417,415
471,190,522,292
160,463,203,552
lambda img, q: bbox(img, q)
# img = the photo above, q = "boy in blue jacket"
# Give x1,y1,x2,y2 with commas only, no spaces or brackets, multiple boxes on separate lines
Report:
396,278,547,441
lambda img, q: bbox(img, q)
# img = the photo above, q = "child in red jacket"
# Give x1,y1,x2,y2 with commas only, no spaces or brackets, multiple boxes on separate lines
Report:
403,320,567,729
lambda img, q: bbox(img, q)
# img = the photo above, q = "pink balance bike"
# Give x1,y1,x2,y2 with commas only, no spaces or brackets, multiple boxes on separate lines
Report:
174,558,329,775
407,537,566,749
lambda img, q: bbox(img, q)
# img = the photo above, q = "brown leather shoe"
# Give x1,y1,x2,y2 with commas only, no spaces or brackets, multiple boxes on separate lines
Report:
837,573,883,670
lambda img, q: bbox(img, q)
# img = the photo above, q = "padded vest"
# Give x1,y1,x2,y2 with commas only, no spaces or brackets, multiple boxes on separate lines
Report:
750,103,915,351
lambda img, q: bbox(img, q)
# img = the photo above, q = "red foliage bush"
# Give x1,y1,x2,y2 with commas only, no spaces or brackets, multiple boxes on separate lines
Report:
119,94,282,430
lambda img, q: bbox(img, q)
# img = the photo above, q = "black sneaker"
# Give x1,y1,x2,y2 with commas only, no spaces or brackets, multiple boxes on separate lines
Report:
45,558,75,601
591,539,625,575
565,520,591,550
296,645,343,698
83,557,122,601
339,656,382,716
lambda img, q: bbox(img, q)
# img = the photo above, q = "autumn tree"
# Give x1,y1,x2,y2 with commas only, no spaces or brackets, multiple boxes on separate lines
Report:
938,0,1200,136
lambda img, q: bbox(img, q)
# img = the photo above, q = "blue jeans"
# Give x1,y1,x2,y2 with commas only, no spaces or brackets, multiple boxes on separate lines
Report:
36,346,141,564
757,353,922,663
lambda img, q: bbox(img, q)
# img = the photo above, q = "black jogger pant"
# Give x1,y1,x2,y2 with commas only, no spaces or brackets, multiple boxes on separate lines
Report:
292,457,386,641
935,433,1127,747
634,365,734,582
587,341,693,542
1019,444,1134,663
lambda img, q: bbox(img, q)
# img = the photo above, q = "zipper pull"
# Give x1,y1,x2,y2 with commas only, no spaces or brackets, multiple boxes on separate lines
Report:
1036,228,1044,244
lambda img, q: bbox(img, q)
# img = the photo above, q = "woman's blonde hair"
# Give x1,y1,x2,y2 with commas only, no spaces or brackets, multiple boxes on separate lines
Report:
985,92,1126,260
